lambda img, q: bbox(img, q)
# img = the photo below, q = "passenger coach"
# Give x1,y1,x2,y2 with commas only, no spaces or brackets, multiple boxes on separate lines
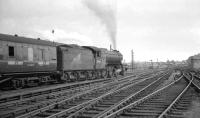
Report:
0,34,58,88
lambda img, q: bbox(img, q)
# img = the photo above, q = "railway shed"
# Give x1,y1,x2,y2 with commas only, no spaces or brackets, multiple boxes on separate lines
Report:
188,54,200,70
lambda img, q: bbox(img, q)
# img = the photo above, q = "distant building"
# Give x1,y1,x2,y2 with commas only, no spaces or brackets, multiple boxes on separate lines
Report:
187,54,200,70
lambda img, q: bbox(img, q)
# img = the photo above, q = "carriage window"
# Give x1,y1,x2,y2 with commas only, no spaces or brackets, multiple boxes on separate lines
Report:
42,50,45,60
39,49,45,61
9,46,14,57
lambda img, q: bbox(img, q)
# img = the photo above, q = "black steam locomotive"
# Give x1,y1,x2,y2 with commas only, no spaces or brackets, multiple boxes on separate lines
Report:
0,33,124,89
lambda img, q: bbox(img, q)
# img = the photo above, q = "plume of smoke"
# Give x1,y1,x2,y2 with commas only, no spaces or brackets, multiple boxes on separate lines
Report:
83,0,117,49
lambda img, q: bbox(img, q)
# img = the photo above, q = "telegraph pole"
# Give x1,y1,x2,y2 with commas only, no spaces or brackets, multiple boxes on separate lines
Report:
150,60,153,69
131,50,134,71
51,29,55,42
157,58,159,68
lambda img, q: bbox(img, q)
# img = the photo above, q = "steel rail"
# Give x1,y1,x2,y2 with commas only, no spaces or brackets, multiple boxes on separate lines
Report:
0,78,114,117
0,74,137,104
0,70,162,118
0,78,109,102
184,73,200,90
47,79,146,118
16,71,163,118
48,74,164,118
96,72,170,118
192,75,200,89
46,71,168,118
0,71,158,118
0,81,107,118
105,75,184,118
15,74,140,118
0,81,101,106
158,74,193,118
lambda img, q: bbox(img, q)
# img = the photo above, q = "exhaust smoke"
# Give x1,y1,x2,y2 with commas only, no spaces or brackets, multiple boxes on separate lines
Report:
83,0,117,49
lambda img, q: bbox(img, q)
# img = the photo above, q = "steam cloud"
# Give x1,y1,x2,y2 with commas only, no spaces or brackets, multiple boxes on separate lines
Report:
83,0,117,49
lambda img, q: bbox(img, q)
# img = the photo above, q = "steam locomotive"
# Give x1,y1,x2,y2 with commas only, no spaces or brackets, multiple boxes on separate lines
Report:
0,33,124,89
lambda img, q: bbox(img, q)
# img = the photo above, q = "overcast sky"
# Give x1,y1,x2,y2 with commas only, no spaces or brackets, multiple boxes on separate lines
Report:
0,0,200,62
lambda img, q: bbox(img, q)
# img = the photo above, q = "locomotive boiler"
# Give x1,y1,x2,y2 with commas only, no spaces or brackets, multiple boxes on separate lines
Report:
103,49,124,76
105,50,123,65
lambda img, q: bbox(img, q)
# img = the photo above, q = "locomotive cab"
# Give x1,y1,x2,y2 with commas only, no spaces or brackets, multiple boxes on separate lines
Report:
83,46,107,78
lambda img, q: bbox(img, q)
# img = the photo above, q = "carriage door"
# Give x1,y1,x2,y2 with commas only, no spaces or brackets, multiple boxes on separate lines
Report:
28,47,33,61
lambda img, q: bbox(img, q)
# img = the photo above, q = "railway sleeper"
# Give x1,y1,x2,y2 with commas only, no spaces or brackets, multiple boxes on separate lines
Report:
0,101,50,117
82,110,99,115
170,110,189,115
97,102,115,106
128,109,164,114
4,74,139,117
121,112,159,117
164,114,185,118
100,99,121,104
87,107,105,111
171,106,189,110
70,72,169,118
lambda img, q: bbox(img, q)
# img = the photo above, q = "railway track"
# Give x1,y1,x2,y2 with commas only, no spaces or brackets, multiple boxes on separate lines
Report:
6,71,164,118
0,71,158,118
184,72,200,89
0,70,159,105
0,70,156,103
193,75,200,89
105,74,195,118
66,72,171,118
0,69,154,92
0,78,113,104
0,75,131,118
158,73,200,118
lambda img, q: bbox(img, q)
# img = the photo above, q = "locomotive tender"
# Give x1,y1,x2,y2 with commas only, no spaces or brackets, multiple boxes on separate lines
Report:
0,33,124,89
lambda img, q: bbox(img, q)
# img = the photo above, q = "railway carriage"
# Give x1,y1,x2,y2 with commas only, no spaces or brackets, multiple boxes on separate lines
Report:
0,34,58,88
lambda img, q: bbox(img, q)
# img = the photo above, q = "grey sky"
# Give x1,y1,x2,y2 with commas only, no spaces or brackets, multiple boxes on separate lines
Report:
0,0,200,62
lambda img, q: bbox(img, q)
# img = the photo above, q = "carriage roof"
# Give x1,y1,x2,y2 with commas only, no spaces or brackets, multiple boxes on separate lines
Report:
0,33,57,47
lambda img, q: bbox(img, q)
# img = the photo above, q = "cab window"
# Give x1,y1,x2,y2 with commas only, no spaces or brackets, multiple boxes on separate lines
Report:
97,51,101,57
